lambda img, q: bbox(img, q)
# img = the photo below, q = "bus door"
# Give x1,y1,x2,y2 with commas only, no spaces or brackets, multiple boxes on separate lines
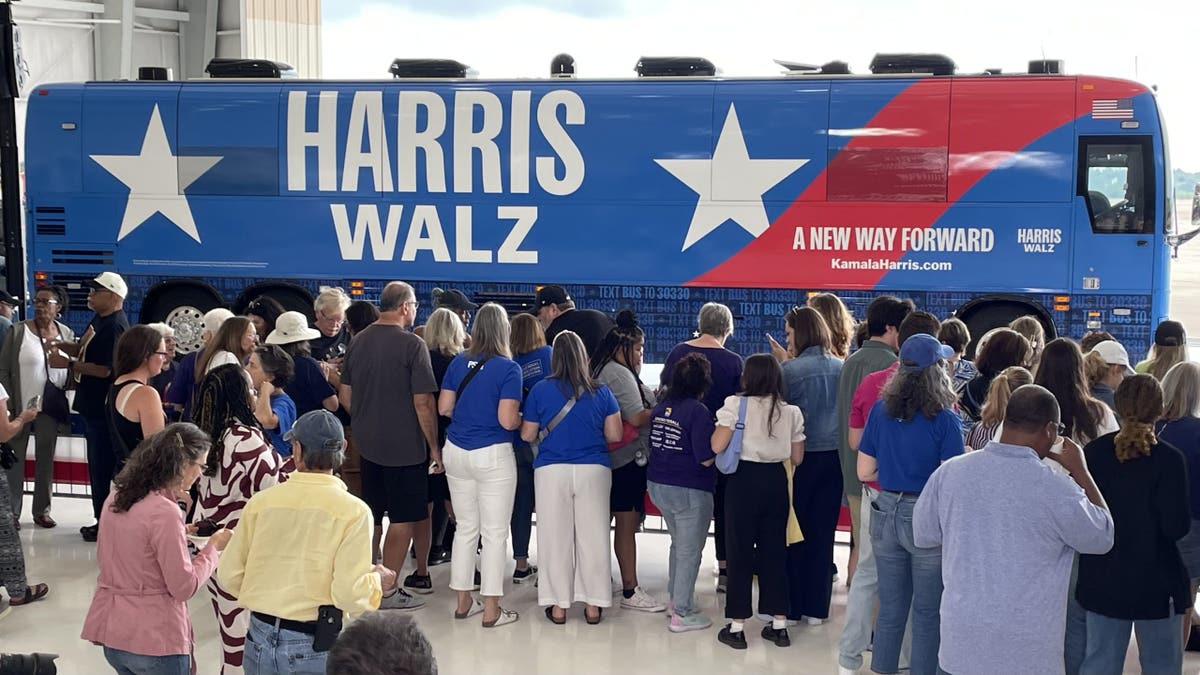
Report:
1071,135,1157,294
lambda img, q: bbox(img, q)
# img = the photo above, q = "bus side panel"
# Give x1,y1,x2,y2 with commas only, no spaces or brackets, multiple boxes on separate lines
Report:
25,84,85,196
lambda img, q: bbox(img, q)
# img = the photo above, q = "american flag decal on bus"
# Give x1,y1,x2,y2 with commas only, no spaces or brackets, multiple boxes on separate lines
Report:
1091,98,1134,119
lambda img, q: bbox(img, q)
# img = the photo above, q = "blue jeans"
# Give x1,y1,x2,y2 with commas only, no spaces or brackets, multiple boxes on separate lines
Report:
244,616,327,675
511,444,535,560
648,481,713,616
870,490,943,675
1080,600,1182,674
1065,556,1087,675
102,647,189,675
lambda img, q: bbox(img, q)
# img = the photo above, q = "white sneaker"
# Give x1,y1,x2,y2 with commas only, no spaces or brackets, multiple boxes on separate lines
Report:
379,588,425,611
838,667,860,675
620,586,667,612
805,616,828,625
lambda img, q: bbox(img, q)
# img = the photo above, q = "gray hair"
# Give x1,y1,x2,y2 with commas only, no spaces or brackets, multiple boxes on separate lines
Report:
466,303,512,359
146,322,175,338
298,440,345,472
880,360,959,421
326,612,437,675
1162,361,1200,421
379,282,414,313
314,287,352,315
424,307,466,358
698,302,734,338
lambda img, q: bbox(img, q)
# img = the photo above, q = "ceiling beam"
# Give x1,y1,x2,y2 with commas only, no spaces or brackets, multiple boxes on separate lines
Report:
15,0,106,13
133,6,189,22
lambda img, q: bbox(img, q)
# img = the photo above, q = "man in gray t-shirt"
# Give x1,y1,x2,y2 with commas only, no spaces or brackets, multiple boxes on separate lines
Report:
340,281,440,609
914,385,1113,675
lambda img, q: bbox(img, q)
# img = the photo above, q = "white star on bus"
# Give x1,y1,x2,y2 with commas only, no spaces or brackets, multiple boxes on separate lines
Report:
89,105,222,243
656,103,808,251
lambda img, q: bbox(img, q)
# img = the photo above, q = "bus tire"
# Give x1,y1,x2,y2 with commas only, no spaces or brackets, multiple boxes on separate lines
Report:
235,285,315,323
141,285,224,355
958,301,1054,360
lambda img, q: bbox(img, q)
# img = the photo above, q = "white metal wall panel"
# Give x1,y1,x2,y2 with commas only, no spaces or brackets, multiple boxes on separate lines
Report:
241,0,321,76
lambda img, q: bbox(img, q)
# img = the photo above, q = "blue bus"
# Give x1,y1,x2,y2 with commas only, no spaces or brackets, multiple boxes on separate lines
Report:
22,55,1178,361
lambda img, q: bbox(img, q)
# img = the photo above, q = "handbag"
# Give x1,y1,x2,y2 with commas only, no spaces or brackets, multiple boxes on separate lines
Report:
0,442,15,470
39,326,71,425
715,396,749,475
607,419,639,451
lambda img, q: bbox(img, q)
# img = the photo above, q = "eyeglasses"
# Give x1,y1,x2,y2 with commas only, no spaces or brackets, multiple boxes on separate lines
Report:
153,351,170,358
405,301,420,308
33,298,59,306
1054,422,1067,435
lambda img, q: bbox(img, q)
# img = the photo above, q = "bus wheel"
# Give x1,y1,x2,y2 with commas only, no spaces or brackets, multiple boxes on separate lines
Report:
958,302,1052,360
142,286,223,355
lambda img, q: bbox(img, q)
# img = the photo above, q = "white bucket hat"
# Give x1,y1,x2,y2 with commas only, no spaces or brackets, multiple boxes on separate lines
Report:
266,310,321,345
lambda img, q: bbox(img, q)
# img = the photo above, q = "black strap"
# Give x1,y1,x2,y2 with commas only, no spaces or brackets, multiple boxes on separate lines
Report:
455,356,491,400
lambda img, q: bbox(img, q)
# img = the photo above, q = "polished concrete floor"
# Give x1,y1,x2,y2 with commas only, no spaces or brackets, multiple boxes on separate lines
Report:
1,495,1196,674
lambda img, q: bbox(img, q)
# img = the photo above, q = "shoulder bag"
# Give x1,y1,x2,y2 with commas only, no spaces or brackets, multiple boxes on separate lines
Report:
38,323,71,425
454,356,491,401
715,396,749,475
531,393,577,458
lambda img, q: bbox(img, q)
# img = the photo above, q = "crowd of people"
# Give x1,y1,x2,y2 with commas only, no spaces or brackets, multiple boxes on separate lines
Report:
0,273,1198,675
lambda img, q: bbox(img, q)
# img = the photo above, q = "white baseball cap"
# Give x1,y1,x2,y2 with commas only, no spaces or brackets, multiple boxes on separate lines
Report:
1092,340,1136,376
89,271,128,299
266,311,321,345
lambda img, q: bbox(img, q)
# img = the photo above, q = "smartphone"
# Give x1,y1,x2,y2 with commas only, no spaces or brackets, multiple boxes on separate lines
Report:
765,332,775,344
312,604,343,652
27,395,41,409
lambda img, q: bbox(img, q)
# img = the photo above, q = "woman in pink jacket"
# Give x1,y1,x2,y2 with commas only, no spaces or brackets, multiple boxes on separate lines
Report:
81,423,232,673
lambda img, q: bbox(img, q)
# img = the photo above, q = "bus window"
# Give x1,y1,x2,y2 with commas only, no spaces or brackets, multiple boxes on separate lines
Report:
1078,136,1154,234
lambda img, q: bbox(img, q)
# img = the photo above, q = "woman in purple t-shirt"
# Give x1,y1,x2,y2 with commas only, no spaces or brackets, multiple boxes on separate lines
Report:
647,353,717,633
659,302,743,593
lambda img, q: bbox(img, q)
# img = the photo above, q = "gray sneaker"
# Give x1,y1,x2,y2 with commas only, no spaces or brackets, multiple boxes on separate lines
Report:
379,588,425,611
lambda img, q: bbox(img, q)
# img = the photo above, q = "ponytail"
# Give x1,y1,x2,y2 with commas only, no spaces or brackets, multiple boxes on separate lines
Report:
1112,374,1164,463
979,366,1033,427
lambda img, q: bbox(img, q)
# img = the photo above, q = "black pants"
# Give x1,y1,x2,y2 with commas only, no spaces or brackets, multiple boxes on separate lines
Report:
83,414,117,520
724,460,789,619
714,473,728,563
786,450,843,620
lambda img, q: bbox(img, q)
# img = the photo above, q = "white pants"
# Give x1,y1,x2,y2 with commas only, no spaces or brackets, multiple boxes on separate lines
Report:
534,463,613,608
444,440,517,597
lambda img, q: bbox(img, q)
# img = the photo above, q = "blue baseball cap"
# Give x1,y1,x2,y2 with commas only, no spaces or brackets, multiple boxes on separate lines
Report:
283,410,345,452
899,333,955,371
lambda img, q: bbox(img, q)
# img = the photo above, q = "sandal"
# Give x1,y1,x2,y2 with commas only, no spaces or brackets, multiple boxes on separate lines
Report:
544,606,566,625
9,583,49,606
585,606,603,625
482,608,519,628
453,598,483,620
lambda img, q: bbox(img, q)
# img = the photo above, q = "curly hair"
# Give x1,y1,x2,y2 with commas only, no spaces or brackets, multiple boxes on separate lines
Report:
882,360,959,421
111,423,211,513
1113,374,1163,463
665,352,711,402
194,364,260,476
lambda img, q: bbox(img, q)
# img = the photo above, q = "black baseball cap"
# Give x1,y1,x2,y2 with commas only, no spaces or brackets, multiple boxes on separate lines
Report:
433,288,478,312
535,285,571,308
1154,320,1186,347
0,289,19,306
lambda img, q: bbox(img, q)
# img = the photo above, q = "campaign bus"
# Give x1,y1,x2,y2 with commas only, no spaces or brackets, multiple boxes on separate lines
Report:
21,54,1178,362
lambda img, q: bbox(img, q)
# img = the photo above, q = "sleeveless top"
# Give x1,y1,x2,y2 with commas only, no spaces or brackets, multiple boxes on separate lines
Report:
107,379,163,464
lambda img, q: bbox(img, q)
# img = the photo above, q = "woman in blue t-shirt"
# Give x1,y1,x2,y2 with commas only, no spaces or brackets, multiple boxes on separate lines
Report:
439,303,524,628
857,333,965,675
245,344,296,458
646,352,716,633
521,331,622,625
508,314,552,586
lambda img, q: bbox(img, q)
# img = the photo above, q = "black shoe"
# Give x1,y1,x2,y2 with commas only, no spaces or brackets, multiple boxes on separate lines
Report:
80,524,98,543
403,573,434,595
427,548,451,567
718,625,747,650
761,625,791,647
